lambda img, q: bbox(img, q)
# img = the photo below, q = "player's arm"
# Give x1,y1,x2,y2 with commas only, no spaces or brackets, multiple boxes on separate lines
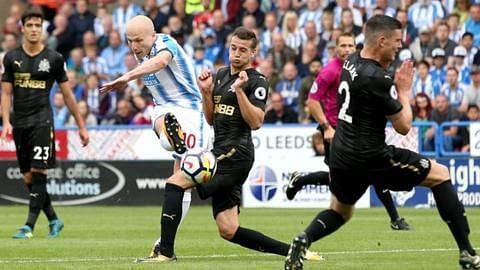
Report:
58,82,89,146
100,51,172,93
198,70,214,125
1,82,13,139
387,61,414,135
234,71,267,130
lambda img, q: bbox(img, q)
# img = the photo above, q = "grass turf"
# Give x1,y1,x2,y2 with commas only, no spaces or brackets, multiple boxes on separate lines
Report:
0,206,479,270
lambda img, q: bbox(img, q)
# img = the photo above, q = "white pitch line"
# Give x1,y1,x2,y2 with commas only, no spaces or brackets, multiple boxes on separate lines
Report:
0,247,463,264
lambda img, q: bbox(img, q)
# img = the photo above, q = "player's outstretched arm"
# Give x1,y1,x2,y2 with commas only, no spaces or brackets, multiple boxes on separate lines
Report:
198,70,214,125
100,51,172,94
388,61,414,135
58,82,89,146
1,82,13,140
234,71,264,130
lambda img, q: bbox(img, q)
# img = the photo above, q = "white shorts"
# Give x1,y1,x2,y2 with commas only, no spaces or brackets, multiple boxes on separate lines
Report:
151,105,212,155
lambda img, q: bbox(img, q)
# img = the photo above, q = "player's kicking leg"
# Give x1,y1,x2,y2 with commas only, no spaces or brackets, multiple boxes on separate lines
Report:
285,171,330,200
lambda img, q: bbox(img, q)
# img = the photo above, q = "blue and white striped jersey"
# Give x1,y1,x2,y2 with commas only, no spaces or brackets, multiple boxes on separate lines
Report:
139,34,202,111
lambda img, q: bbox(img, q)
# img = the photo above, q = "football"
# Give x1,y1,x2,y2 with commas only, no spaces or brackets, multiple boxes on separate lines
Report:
180,149,217,184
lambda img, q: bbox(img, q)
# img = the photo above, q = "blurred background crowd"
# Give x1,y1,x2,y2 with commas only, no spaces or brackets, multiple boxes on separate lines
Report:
0,0,479,153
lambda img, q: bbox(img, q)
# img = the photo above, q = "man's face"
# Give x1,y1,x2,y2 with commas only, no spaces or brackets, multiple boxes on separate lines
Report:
282,63,297,80
435,96,449,112
336,36,355,60
126,29,155,59
436,25,449,42
446,70,458,85
380,29,403,63
229,36,255,70
467,107,480,120
22,17,43,44
462,36,473,49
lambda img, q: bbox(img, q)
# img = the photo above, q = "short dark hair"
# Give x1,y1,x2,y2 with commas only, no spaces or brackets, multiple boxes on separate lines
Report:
467,104,479,112
364,15,402,45
463,32,474,39
446,66,459,74
417,59,430,69
231,27,258,49
21,7,44,25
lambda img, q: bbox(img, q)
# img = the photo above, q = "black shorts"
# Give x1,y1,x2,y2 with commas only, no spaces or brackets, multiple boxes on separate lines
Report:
329,146,431,205
196,159,253,218
13,126,56,173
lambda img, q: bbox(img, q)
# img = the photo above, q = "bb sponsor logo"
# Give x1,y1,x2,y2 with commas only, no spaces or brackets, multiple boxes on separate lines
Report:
0,162,125,205
247,165,277,202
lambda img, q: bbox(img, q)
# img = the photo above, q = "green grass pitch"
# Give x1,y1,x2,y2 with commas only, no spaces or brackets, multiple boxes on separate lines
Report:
0,206,479,270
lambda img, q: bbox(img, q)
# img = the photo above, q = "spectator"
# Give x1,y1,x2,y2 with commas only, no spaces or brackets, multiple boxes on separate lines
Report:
396,9,418,47
459,65,480,113
52,92,70,128
459,104,480,152
201,28,223,64
275,62,302,113
241,14,257,31
333,0,363,28
239,0,265,27
365,0,395,19
267,32,297,73
462,32,477,66
298,0,323,34
297,41,319,78
259,12,280,58
131,94,154,125
298,58,322,123
82,30,97,48
94,5,109,38
193,45,215,77
412,60,437,101
102,99,135,125
85,74,115,121
144,0,168,33
274,0,292,27
453,46,471,85
410,26,432,61
301,20,326,56
426,22,457,61
112,0,143,41
429,48,447,94
462,4,480,47
339,8,362,37
407,0,444,29
440,67,466,109
257,59,280,92
264,92,299,124
3,16,20,36
47,14,75,60
96,15,114,51
453,0,471,25
424,95,462,152
413,93,433,133
320,9,334,42
69,0,95,47
100,30,129,78
66,70,86,102
82,45,109,82
211,9,232,45
66,100,98,127
0,33,18,74
282,11,302,53
67,47,86,78
447,13,462,43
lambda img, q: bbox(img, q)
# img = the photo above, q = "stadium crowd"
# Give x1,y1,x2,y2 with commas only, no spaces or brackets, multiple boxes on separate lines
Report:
0,0,480,153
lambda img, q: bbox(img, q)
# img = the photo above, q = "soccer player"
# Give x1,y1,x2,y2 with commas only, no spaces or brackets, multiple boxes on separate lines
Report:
285,15,480,270
286,32,411,231
99,15,210,260
1,8,89,239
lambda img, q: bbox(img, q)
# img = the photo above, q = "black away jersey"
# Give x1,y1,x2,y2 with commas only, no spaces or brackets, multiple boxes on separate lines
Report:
2,46,68,127
212,67,268,161
330,52,403,170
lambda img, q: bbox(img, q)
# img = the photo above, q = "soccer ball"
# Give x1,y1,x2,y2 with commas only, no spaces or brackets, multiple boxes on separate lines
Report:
180,149,217,184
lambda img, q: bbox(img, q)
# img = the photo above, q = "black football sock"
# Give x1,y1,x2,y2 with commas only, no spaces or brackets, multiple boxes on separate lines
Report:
374,186,399,222
26,172,48,230
432,180,475,255
296,171,330,186
159,183,184,258
26,183,32,192
43,193,58,221
230,227,290,256
304,209,345,243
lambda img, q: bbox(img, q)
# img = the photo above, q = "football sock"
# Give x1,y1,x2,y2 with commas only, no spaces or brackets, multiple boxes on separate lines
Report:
230,226,290,256
304,209,345,243
26,183,32,192
296,171,330,186
43,194,58,221
179,191,191,227
432,180,475,255
374,186,399,222
159,183,184,258
26,172,48,230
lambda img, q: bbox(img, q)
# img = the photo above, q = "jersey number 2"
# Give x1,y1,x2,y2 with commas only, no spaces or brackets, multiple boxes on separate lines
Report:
33,146,49,160
338,81,352,123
